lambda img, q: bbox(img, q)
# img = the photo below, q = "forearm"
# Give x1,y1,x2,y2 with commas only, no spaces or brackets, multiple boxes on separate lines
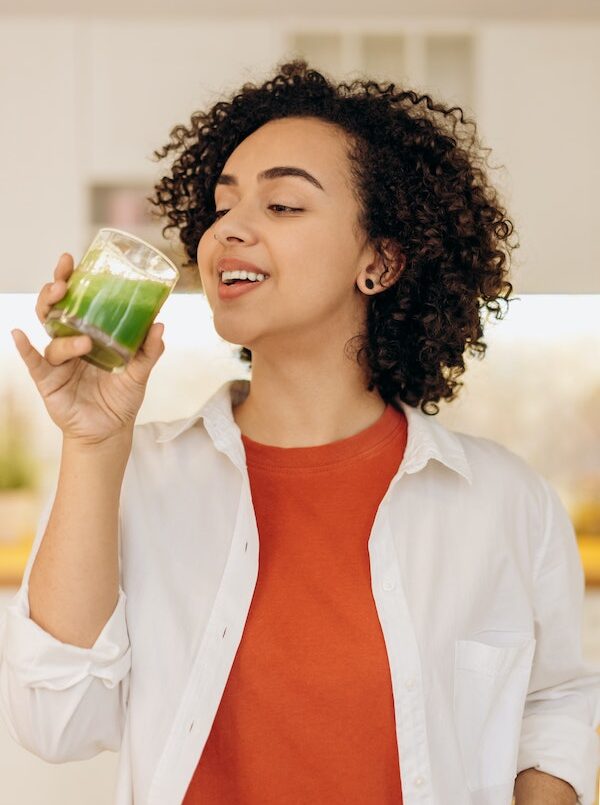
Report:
514,768,578,805
28,432,132,649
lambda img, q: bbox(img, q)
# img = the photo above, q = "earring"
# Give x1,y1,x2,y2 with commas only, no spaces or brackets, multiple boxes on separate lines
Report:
365,278,375,290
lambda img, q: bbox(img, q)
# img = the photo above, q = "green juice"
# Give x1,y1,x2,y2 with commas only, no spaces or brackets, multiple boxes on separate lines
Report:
45,268,171,372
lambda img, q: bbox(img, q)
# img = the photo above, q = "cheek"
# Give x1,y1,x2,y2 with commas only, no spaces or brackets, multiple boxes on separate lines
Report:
197,232,216,279
279,267,352,315
197,229,212,260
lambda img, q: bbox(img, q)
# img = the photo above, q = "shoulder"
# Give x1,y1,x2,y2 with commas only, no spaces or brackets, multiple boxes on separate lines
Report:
124,418,204,482
131,417,198,449
453,428,548,513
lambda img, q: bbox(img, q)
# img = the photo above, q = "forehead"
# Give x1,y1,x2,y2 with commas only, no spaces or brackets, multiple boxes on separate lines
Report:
219,117,352,192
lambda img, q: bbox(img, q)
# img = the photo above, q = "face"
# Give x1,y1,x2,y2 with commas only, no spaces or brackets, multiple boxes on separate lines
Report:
197,116,379,362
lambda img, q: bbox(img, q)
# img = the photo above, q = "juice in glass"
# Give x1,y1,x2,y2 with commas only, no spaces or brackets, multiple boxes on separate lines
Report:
44,229,179,372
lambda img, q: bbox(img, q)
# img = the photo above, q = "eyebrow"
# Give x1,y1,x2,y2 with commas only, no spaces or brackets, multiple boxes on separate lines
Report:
215,166,325,192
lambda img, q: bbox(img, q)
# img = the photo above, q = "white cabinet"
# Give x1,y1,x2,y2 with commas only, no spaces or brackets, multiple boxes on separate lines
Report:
86,19,285,181
0,18,85,293
288,22,600,293
2,16,600,293
477,23,600,293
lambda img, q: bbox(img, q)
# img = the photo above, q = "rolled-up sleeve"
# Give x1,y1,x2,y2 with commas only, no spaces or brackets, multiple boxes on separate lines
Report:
0,485,131,763
517,476,600,804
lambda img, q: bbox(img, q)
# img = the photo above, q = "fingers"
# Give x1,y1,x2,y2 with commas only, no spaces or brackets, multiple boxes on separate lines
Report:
11,328,91,381
125,322,165,386
44,334,91,366
53,253,74,282
11,329,46,378
35,254,74,325
137,322,165,364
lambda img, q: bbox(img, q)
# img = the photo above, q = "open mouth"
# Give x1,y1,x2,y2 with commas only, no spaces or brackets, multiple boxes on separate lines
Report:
220,277,270,286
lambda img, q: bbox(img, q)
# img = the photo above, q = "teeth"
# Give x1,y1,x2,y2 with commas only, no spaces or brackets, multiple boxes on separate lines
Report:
221,269,268,283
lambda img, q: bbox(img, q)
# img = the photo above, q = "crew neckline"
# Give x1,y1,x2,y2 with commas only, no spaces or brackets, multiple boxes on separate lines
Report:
240,403,406,469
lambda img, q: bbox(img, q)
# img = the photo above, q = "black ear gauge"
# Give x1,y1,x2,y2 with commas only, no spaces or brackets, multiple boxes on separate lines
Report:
365,278,375,290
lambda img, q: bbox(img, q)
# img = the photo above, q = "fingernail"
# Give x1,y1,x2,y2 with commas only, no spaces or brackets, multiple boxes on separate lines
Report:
75,336,88,348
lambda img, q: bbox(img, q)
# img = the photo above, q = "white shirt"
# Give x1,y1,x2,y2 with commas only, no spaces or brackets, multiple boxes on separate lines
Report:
1,378,599,805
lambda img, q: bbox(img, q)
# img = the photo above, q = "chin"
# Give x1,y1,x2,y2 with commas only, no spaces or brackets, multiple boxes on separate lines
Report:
212,320,256,349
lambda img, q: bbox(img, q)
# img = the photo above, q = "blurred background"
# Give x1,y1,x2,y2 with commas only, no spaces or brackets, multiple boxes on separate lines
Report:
1,0,600,802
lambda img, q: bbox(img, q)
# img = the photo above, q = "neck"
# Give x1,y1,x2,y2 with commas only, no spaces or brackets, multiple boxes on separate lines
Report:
232,354,386,448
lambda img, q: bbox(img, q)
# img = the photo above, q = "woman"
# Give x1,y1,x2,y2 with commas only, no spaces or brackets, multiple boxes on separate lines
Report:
2,60,598,804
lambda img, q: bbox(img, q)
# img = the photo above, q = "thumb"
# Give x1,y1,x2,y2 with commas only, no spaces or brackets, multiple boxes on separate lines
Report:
125,322,165,383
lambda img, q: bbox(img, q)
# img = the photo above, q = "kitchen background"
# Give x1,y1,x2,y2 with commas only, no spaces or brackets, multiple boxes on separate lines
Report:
1,0,599,801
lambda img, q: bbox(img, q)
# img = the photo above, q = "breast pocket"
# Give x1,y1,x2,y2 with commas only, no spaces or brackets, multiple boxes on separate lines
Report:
453,635,536,792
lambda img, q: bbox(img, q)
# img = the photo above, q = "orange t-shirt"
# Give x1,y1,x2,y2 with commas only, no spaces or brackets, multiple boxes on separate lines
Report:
183,403,408,804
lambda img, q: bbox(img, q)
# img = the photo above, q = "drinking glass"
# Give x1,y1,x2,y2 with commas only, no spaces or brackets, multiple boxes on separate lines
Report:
44,228,179,372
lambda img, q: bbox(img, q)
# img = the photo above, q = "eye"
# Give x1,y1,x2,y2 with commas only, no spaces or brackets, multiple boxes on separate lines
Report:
269,205,303,214
212,205,303,220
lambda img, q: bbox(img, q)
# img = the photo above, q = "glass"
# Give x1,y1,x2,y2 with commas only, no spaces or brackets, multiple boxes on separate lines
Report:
44,228,179,373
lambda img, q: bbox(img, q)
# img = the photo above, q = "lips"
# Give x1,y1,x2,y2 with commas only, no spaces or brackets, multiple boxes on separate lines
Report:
216,257,269,278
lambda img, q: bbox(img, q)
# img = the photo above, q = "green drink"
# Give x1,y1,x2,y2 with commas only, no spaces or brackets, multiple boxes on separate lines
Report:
44,229,179,372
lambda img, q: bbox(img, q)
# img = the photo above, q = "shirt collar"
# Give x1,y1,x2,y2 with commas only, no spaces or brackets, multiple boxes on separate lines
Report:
153,377,473,485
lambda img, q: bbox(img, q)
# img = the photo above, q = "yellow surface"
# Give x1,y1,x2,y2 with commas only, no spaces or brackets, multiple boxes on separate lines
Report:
0,534,33,586
577,534,600,586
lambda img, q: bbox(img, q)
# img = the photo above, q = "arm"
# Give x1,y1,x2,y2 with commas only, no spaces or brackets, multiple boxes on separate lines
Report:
28,432,132,647
0,433,133,762
516,476,600,805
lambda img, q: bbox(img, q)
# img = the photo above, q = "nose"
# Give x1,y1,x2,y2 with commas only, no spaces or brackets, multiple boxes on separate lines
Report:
212,202,259,245
214,230,244,243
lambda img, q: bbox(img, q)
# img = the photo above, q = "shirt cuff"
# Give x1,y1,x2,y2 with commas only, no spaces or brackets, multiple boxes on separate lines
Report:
1,584,131,691
517,713,600,805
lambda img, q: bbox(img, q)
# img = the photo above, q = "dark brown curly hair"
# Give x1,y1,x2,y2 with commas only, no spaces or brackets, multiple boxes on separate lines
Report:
148,58,519,415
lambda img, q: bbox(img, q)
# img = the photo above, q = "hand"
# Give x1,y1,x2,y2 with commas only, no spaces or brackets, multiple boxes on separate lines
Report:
514,768,578,805
11,252,166,446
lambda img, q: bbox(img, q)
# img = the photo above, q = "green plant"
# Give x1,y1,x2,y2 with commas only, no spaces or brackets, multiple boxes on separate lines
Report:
0,389,38,491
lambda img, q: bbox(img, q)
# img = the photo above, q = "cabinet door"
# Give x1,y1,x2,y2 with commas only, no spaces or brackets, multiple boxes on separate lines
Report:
0,19,85,292
87,19,285,180
478,24,600,293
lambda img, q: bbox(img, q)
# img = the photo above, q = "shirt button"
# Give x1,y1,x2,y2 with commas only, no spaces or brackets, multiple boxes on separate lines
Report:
382,578,395,591
414,776,425,787
404,675,415,690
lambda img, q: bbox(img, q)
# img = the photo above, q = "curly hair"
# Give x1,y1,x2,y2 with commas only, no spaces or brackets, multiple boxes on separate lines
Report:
148,58,519,415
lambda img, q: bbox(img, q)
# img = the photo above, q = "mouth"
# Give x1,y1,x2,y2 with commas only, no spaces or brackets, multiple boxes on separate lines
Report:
217,273,270,300
219,275,270,287
216,257,270,286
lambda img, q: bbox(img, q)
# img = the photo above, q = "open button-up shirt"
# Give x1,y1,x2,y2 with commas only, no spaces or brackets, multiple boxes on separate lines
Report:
1,378,599,804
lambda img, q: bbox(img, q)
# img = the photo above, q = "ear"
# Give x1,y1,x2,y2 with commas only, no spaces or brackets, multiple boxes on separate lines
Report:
374,239,406,289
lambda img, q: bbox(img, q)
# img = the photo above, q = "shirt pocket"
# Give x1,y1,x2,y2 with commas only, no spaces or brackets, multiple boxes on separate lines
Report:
453,635,536,791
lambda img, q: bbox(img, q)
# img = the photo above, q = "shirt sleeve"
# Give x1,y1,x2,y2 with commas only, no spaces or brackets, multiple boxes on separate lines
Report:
517,475,600,804
0,482,131,763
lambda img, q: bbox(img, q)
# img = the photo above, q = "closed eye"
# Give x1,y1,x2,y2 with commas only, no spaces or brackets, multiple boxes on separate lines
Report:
213,205,303,220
